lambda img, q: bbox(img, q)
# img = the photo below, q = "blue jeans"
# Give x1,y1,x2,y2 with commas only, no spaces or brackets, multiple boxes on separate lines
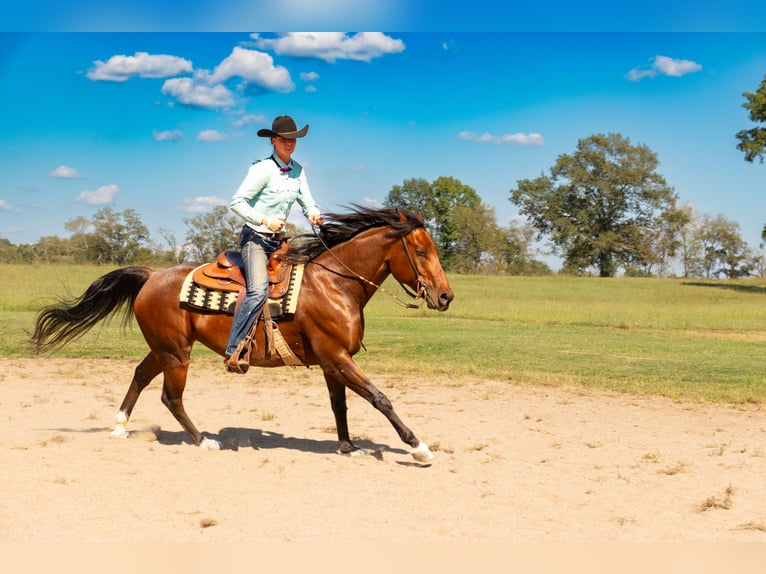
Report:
225,226,282,357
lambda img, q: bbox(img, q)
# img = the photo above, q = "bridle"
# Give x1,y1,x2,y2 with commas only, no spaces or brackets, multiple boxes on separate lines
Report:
310,223,426,310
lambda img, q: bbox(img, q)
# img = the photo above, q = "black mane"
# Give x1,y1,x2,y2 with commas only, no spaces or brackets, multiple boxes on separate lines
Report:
286,205,424,263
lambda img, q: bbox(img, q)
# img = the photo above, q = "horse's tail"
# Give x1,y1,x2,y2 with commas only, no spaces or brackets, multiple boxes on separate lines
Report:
29,266,153,354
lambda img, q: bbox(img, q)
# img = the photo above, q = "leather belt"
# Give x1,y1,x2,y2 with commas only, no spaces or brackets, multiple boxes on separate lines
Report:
256,230,285,240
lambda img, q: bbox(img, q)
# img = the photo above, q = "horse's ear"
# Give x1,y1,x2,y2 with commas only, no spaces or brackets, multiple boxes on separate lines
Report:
415,212,424,222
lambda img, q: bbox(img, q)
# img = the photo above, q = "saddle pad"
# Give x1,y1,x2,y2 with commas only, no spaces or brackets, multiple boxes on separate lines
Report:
180,263,304,317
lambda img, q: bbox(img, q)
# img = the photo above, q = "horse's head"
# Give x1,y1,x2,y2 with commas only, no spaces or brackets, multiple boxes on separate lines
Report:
389,216,454,312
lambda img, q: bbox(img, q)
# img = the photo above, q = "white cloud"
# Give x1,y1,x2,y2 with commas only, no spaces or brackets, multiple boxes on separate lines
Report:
251,32,405,63
161,76,236,109
300,71,320,82
0,199,20,212
304,85,317,93
653,55,703,76
627,55,702,81
197,129,228,142
153,129,183,142
231,113,267,128
458,131,544,146
87,52,193,82
49,165,83,179
76,184,119,205
180,196,229,213
210,47,294,92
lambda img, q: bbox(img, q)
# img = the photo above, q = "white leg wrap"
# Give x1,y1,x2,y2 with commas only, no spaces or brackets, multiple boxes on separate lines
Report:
411,441,434,463
200,437,221,450
110,411,129,439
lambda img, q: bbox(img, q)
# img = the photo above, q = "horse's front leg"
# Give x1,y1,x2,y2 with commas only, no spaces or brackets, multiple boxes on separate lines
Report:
323,373,368,456
321,356,434,463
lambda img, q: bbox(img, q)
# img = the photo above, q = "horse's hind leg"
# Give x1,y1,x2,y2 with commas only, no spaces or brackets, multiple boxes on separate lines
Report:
159,359,218,449
110,353,162,439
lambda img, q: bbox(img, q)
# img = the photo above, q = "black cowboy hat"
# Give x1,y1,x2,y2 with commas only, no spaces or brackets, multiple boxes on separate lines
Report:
257,115,309,139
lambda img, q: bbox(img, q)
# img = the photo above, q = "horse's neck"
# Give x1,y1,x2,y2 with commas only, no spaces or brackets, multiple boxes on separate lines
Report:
313,228,393,302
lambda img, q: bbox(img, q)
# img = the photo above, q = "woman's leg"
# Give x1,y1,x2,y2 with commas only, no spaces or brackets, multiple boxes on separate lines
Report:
225,233,271,357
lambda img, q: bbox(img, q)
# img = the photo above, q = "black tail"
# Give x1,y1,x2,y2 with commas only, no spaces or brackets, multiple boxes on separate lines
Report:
29,266,152,354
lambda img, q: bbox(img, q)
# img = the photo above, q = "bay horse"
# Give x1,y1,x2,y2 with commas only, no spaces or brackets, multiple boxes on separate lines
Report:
30,206,454,462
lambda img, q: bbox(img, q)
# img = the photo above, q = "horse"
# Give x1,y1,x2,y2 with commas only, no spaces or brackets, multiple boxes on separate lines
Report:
29,206,454,462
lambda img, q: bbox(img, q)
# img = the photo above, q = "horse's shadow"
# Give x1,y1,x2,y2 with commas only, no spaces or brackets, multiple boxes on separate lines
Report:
156,426,408,457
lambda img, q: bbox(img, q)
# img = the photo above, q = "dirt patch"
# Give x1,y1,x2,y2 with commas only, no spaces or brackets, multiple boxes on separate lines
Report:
1,357,765,542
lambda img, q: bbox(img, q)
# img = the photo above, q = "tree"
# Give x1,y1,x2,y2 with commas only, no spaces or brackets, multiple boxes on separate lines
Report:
90,207,152,264
449,203,505,273
385,176,549,274
694,214,753,279
62,208,151,264
0,237,21,263
510,133,679,277
736,75,766,164
385,176,481,270
674,204,702,278
499,220,551,275
641,205,692,277
184,204,241,262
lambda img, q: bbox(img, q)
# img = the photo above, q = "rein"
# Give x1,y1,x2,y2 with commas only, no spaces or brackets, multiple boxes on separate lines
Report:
310,225,425,310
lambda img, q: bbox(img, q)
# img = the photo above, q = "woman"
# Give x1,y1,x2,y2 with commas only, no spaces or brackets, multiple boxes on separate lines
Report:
225,115,323,373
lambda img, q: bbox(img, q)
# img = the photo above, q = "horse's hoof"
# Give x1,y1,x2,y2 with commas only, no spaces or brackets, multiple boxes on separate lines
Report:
411,441,434,463
200,437,221,450
337,447,369,457
109,427,129,439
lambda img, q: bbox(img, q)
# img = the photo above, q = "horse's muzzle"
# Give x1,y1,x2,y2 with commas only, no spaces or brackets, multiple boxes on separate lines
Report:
426,287,454,311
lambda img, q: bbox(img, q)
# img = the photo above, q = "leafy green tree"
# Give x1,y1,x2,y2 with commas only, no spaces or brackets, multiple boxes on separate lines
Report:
29,235,75,264
499,220,551,275
510,133,678,277
385,176,481,269
90,207,152,264
184,204,241,262
429,176,482,264
0,237,21,263
736,75,766,164
63,208,151,264
637,205,692,277
674,204,702,278
449,203,505,273
385,178,433,219
694,213,753,279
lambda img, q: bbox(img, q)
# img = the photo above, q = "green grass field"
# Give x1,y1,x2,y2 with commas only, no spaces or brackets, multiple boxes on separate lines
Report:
3,264,765,404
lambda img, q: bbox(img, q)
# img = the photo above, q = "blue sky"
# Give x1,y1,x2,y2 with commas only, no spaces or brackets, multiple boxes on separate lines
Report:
1,29,765,266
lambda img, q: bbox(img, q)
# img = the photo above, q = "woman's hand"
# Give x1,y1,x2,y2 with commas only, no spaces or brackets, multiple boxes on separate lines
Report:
308,213,323,226
263,215,286,232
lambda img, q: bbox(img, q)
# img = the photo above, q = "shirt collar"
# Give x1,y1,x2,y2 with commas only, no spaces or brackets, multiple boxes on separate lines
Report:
271,154,292,172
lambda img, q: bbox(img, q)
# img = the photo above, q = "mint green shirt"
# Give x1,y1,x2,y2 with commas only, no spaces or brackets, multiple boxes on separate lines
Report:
230,155,320,234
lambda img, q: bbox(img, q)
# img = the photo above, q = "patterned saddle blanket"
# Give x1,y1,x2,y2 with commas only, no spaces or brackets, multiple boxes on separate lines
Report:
180,247,304,318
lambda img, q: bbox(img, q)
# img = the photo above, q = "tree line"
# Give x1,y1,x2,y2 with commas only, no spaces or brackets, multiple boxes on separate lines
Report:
3,76,764,278
1,162,762,278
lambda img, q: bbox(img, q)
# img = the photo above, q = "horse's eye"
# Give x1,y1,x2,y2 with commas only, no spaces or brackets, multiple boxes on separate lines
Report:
415,249,426,258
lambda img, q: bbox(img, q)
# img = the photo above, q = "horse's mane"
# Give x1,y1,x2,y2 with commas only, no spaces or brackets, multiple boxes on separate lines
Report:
286,205,424,263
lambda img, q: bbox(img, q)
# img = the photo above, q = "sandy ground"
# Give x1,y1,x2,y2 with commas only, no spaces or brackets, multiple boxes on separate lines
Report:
2,356,766,547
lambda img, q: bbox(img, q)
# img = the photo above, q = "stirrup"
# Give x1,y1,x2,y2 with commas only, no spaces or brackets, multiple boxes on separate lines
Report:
224,353,249,374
